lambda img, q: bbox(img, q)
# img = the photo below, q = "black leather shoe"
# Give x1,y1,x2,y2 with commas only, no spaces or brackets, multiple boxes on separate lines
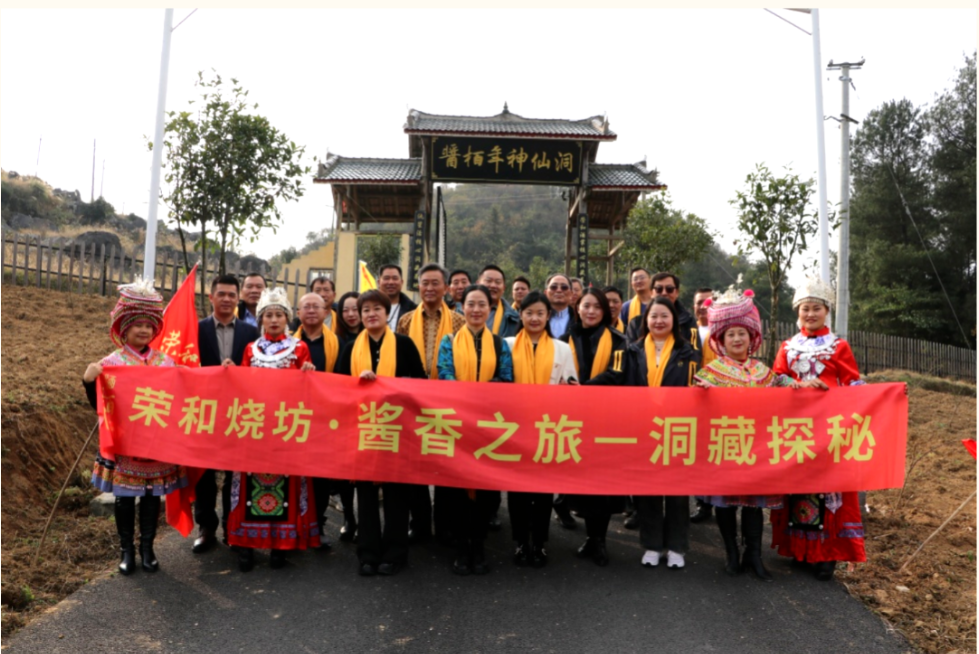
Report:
593,540,610,567
576,538,598,558
690,501,713,524
487,512,502,532
531,546,548,569
378,562,402,576
119,546,136,576
339,521,357,542
814,561,836,581
192,530,217,554
452,556,471,576
471,553,489,575
513,543,530,567
237,547,254,573
554,504,578,530
408,529,432,544
270,550,287,569
359,562,377,576
623,514,639,530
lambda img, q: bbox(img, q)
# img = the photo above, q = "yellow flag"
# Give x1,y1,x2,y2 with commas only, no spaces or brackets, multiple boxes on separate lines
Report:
358,260,378,291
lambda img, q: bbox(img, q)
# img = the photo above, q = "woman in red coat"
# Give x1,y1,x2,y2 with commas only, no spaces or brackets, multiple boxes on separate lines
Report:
770,277,867,581
228,287,319,572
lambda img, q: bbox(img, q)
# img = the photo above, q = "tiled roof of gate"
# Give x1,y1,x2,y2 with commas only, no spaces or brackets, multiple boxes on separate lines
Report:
314,156,422,184
405,107,616,140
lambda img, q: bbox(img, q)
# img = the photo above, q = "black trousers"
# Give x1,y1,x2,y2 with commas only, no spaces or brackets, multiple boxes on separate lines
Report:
356,482,410,565
444,488,498,546
635,495,690,553
508,492,552,545
312,478,332,531
433,486,452,540
194,469,231,534
408,484,432,537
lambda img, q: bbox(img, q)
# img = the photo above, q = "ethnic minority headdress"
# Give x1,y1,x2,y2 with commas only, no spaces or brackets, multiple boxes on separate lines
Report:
256,287,293,325
792,275,835,311
704,276,763,357
110,277,164,348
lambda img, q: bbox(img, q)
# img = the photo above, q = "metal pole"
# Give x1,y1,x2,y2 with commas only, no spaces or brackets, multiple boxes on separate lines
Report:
810,9,831,283
144,8,174,282
830,58,863,339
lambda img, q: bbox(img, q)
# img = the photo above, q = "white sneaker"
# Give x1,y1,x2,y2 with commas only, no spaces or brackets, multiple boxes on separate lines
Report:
641,550,660,567
666,551,685,569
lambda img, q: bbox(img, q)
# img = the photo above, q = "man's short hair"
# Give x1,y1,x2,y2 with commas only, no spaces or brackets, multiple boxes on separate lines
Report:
545,273,571,288
378,264,403,278
630,267,651,278
652,271,680,287
418,263,448,283
601,285,624,300
243,272,267,284
695,287,713,295
478,264,505,282
513,276,531,288
309,276,335,292
570,277,583,288
449,269,471,283
210,274,240,293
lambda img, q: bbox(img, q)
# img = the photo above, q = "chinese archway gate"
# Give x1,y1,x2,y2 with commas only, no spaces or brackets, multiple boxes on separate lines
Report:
313,105,666,291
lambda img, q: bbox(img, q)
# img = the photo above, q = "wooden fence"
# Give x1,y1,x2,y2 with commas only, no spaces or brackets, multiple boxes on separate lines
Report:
2,233,975,382
758,320,975,382
1,233,323,315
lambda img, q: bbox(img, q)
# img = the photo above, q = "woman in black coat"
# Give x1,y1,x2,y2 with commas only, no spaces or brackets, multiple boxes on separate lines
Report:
336,290,426,577
626,296,700,570
561,288,629,566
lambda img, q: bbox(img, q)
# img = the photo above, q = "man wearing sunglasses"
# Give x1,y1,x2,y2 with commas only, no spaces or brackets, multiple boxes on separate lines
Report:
624,272,700,348
544,273,575,339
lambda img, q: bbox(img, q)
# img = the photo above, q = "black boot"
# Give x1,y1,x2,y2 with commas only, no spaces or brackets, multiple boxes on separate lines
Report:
237,546,255,573
691,499,713,524
452,541,471,576
115,497,137,576
715,506,741,576
471,540,489,575
593,539,609,567
814,560,837,581
576,537,598,558
138,495,161,573
740,508,773,582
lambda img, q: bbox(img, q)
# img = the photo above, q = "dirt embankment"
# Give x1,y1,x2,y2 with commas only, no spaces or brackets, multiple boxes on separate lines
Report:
0,286,975,653
1,286,119,635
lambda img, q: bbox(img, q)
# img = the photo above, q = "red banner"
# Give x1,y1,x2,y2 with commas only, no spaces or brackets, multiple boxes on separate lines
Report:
97,367,907,495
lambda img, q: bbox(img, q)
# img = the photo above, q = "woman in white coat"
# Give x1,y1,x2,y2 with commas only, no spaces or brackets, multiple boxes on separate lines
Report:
504,291,577,567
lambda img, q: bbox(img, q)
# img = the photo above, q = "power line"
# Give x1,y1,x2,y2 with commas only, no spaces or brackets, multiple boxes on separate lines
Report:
763,8,811,36
887,164,974,353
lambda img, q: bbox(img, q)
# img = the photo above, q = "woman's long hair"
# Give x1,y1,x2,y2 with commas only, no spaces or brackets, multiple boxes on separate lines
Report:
637,296,683,342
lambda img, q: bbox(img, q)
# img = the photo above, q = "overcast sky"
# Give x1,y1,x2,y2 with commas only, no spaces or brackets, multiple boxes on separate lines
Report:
1,8,974,286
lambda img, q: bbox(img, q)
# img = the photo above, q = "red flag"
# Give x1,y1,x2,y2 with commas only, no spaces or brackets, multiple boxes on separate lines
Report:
964,439,977,460
149,265,203,537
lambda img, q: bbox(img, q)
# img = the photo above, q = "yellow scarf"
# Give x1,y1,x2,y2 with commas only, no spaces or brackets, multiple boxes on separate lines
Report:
644,333,675,387
453,327,496,382
292,324,340,373
614,317,624,332
351,327,397,377
511,300,520,313
627,297,644,323
328,309,338,333
569,327,613,381
408,302,455,379
490,300,505,335
512,330,554,385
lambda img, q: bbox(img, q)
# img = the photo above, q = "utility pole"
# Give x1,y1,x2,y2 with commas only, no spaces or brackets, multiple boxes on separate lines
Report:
144,8,174,281
90,139,96,202
828,58,864,339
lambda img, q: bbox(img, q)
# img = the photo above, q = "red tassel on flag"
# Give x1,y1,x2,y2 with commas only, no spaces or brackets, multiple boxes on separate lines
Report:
149,265,204,537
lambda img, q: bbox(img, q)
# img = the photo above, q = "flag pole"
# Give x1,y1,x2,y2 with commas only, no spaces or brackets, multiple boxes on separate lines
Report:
144,8,174,281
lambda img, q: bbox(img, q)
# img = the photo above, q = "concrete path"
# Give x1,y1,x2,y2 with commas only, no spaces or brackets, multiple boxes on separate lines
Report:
5,502,911,654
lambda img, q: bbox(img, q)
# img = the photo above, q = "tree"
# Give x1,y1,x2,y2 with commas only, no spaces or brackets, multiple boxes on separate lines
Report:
732,164,820,363
617,193,714,280
152,70,309,298
359,235,401,279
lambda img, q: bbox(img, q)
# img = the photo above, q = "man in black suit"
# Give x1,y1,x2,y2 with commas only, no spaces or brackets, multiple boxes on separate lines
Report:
192,274,259,553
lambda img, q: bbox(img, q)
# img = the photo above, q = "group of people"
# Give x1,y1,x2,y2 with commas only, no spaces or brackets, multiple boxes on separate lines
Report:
83,260,867,583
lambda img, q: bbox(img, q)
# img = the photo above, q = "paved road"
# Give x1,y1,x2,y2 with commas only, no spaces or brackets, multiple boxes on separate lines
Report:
6,501,911,654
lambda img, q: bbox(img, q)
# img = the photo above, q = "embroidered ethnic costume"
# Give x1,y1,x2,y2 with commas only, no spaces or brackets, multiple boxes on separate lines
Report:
770,276,867,565
228,289,320,552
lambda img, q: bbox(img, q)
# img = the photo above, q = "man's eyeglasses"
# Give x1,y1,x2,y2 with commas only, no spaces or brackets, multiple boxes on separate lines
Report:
549,284,570,291
654,285,676,294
